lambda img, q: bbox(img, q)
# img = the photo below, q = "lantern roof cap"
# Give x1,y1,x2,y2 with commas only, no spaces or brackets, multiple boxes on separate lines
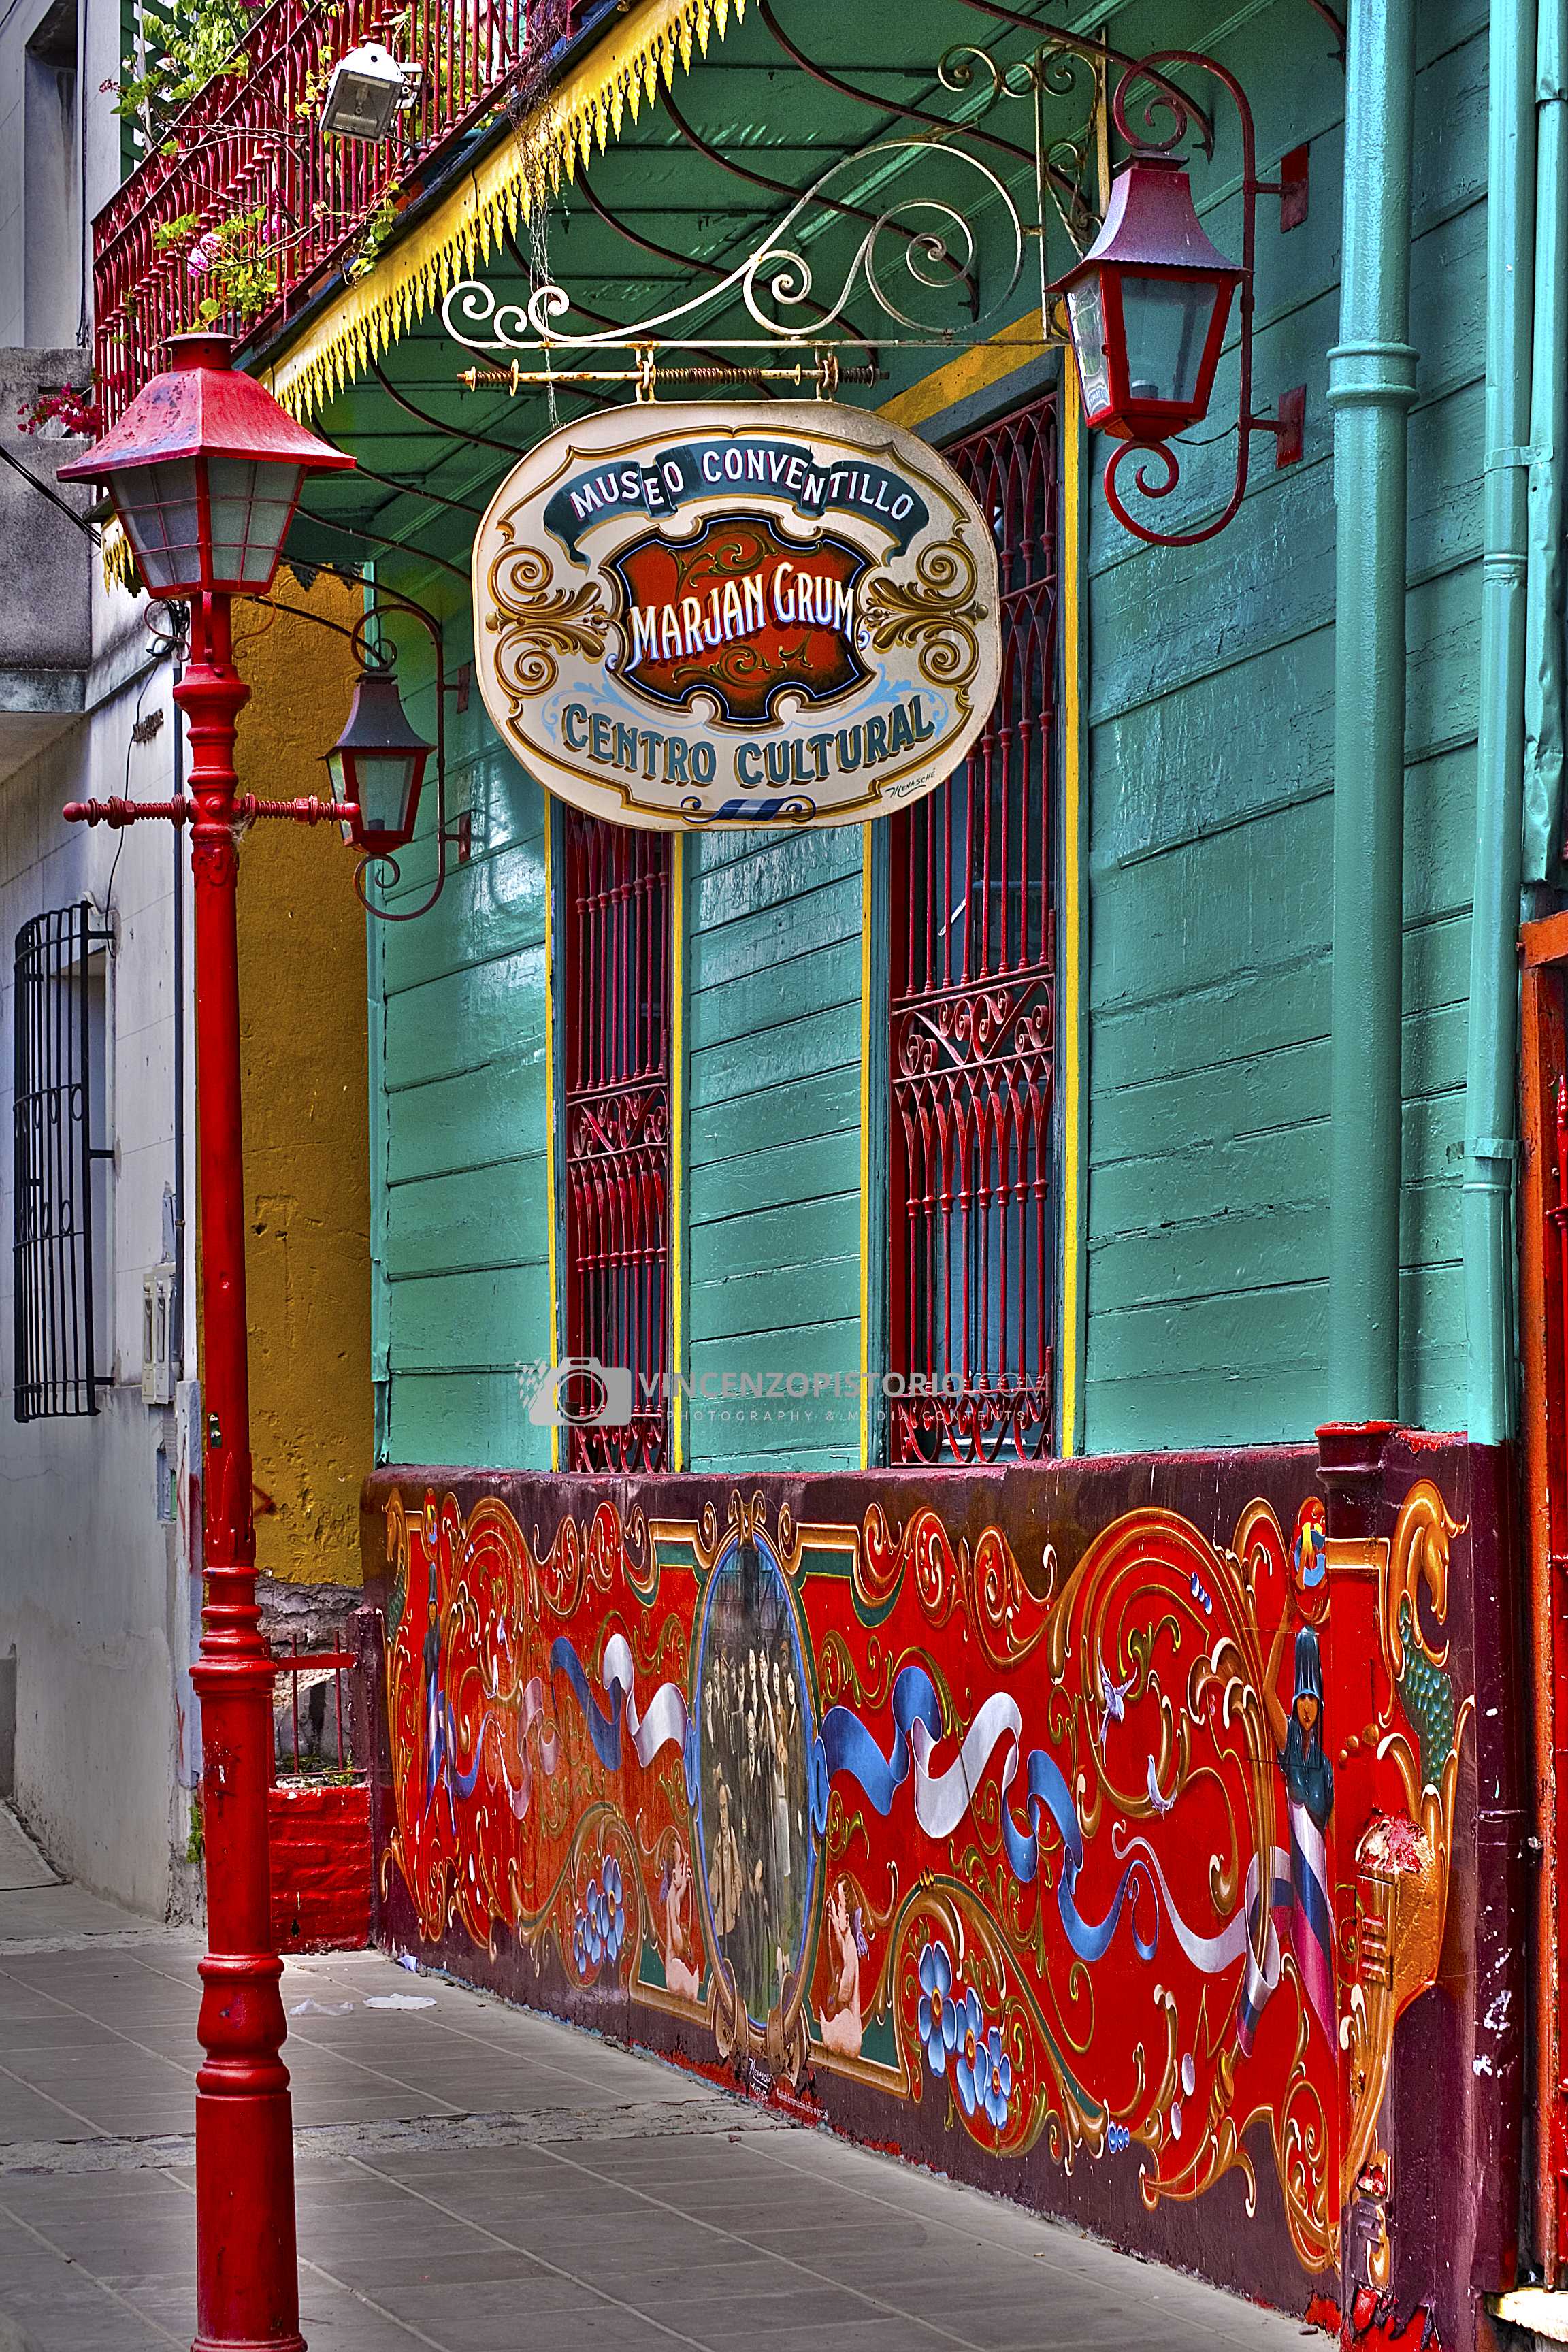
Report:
1053,148,1243,289
59,333,354,483
331,664,434,758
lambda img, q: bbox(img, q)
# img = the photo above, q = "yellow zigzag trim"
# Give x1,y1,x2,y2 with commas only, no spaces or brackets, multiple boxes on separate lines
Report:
263,0,745,421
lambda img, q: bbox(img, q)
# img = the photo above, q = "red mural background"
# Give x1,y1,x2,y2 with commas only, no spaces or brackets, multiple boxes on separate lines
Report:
356,1443,1522,2351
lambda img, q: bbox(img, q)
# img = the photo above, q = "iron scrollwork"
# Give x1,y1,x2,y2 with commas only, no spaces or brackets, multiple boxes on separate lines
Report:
443,137,1028,358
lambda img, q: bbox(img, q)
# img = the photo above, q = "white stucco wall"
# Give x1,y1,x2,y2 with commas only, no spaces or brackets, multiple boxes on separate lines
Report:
0,1,203,1914
0,633,199,1910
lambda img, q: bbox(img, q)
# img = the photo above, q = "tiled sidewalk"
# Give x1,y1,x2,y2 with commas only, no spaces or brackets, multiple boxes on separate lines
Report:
0,1808,1316,2351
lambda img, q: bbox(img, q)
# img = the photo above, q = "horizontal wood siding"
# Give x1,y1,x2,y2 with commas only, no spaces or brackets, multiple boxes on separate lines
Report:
685,828,863,1469
372,581,555,1469
1083,0,1484,1450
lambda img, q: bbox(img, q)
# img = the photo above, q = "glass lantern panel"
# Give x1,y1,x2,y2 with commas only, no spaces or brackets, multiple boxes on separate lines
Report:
206,457,304,591
324,748,356,845
1119,274,1220,408
119,458,203,593
1066,280,1112,420
356,753,419,840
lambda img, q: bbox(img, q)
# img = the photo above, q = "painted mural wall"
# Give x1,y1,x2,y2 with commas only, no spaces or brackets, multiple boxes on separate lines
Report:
359,1439,1520,2348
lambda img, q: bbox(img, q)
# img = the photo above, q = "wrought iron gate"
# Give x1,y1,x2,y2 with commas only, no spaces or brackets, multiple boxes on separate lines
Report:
887,393,1058,1465
560,811,672,1471
12,902,113,1422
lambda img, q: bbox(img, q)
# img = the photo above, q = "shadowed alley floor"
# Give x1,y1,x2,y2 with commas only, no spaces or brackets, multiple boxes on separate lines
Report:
0,1808,1317,2351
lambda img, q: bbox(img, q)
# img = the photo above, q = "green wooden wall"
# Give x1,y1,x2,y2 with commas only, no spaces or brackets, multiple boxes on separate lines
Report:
370,583,555,1470
1080,0,1482,1450
355,0,1488,1471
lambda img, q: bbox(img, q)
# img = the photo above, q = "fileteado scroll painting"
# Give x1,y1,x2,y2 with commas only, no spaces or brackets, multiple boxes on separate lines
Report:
380,1482,1471,2281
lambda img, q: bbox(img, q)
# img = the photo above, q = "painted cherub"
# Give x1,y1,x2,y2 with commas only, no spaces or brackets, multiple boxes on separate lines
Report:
660,1835,702,2001
818,1876,868,2057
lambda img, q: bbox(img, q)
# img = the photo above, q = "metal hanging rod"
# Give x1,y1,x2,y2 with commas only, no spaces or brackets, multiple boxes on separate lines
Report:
459,350,886,401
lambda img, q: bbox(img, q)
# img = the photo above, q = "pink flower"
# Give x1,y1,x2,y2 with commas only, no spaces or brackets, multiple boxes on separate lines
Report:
187,232,222,278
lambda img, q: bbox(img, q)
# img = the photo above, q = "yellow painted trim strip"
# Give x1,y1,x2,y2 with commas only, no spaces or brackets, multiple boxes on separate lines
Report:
670,839,687,1471
879,313,1055,433
261,0,749,419
859,823,873,1470
1059,353,1084,1460
542,807,561,1474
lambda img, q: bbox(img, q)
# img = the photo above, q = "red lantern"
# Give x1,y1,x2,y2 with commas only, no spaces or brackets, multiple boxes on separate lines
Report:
59,331,352,598
325,666,434,855
1053,151,1243,446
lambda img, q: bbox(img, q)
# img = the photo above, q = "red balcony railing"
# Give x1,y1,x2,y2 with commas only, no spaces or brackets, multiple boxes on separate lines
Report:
93,0,575,425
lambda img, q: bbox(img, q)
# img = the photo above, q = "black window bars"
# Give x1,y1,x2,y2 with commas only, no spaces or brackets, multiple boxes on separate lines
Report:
12,902,114,1421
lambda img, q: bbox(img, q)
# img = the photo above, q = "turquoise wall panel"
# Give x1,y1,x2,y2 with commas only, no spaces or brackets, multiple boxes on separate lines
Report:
685,827,862,1471
1082,0,1484,1450
372,581,556,1470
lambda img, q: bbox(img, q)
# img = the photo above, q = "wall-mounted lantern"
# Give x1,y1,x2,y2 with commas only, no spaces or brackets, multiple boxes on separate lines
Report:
1051,50,1305,547
325,664,433,857
1057,150,1242,448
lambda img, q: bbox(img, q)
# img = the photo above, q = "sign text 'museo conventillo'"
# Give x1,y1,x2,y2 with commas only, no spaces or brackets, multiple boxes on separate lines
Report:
471,402,1002,830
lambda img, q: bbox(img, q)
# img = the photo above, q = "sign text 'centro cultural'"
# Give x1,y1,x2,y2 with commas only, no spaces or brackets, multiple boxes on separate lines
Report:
471,402,1002,830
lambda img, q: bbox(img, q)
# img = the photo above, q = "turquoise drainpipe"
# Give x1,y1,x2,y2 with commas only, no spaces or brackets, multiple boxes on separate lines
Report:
1524,0,1568,892
1463,0,1538,1446
1326,0,1419,1422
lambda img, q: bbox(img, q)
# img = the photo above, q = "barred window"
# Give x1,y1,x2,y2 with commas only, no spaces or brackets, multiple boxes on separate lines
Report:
559,813,672,1471
12,902,113,1421
887,393,1058,1465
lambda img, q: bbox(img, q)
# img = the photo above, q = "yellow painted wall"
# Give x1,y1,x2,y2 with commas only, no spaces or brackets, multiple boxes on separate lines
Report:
229,575,372,1587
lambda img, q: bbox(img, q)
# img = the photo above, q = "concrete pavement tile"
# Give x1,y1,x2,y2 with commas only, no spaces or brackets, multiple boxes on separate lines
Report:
692,2322,957,2352
0,1887,160,1939
0,2015,122,2053
376,2275,657,2345
0,1812,59,1891
293,2292,463,2352
324,2244,564,2291
0,2085,105,2141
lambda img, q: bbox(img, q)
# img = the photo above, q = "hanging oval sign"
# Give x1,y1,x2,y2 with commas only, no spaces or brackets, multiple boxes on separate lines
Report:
471,400,1002,830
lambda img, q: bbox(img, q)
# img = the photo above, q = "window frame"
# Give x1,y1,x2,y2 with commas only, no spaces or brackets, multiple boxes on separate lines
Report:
12,900,114,1422
556,806,674,1472
881,386,1062,1467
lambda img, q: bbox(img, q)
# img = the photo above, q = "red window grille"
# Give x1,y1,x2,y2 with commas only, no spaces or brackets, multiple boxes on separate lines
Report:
887,392,1058,1465
560,811,672,1471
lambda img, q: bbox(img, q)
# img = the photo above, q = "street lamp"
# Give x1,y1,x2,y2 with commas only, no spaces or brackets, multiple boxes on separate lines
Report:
59,333,353,2352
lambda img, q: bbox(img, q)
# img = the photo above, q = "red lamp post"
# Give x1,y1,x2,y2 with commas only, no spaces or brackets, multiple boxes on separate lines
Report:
59,333,354,2352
